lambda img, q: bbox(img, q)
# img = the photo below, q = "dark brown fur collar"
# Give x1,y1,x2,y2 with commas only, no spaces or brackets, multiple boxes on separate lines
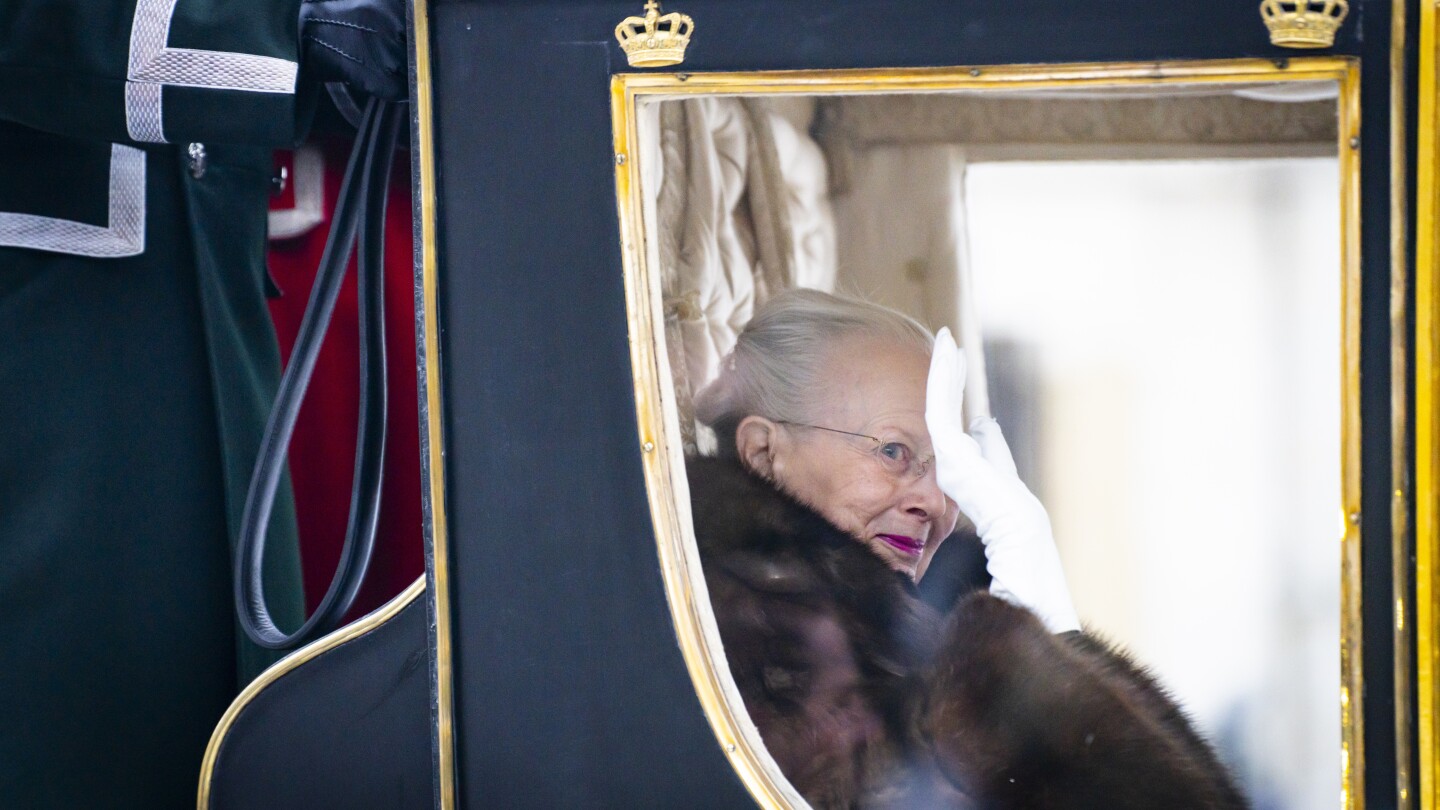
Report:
687,456,1248,810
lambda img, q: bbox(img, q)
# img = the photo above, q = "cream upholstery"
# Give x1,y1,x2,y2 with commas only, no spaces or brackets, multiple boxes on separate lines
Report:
643,97,837,452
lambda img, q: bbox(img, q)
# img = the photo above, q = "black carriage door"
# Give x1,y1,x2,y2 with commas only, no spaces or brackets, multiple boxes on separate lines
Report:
416,2,1411,807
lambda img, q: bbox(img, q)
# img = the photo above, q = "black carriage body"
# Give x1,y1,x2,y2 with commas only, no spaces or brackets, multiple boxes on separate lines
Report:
425,1,1409,807
201,2,1413,807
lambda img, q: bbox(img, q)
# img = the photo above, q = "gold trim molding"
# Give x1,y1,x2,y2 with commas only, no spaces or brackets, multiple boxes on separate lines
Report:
612,57,1363,810
1416,2,1440,806
1391,2,1415,808
409,0,456,806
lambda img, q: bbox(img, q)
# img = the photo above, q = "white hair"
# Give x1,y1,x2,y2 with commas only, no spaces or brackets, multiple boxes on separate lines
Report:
693,289,933,454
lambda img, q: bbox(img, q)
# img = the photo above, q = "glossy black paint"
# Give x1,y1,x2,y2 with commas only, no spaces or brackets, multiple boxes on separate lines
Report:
208,593,432,809
426,1,1405,806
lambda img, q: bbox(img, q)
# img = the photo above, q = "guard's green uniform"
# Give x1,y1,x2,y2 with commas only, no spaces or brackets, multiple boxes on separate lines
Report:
0,2,306,806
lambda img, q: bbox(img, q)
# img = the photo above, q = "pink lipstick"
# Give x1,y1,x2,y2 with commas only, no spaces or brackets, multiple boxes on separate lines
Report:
877,534,923,555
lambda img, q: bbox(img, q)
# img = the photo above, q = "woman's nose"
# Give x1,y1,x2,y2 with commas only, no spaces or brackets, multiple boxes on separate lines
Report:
902,469,948,520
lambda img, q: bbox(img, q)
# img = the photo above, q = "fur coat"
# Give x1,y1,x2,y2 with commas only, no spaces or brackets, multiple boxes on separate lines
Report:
687,456,1249,809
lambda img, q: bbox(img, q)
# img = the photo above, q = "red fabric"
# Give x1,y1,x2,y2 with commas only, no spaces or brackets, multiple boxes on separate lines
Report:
266,139,424,619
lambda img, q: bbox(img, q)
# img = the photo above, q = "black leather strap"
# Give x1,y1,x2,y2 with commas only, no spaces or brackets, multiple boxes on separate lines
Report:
235,97,401,650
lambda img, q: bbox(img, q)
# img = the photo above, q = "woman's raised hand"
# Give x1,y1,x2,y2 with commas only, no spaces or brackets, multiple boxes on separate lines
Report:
925,328,1080,634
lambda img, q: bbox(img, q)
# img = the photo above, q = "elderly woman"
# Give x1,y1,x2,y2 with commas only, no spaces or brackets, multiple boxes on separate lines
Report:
689,290,1247,809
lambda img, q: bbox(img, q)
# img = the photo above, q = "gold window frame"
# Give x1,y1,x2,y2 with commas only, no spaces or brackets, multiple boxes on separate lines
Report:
610,57,1365,809
1415,2,1440,807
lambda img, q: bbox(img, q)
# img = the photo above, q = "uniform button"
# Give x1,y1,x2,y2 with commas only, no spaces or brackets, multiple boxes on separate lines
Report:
271,165,289,197
187,142,207,179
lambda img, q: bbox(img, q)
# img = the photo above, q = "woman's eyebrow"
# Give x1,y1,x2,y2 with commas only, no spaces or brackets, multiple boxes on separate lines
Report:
864,421,929,447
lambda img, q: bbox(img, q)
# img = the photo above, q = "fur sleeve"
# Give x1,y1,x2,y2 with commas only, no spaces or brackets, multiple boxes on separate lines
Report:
918,593,1249,809
1059,630,1248,807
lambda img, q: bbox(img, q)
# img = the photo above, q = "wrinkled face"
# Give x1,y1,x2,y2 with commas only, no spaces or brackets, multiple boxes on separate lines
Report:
740,336,958,579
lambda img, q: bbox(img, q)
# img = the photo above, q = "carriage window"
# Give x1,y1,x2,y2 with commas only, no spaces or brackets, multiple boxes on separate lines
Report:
618,72,1351,810
967,158,1340,809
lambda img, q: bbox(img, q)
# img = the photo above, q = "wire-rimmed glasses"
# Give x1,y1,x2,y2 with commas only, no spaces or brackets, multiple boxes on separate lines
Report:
777,421,935,481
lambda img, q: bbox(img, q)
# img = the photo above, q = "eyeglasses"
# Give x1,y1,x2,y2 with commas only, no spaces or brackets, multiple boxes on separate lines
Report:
777,421,935,481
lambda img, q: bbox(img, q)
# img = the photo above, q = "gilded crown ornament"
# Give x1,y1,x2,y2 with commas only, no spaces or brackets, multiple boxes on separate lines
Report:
1260,0,1349,49
615,0,694,68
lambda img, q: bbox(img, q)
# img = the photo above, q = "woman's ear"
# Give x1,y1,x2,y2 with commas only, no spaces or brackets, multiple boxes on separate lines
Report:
735,416,780,479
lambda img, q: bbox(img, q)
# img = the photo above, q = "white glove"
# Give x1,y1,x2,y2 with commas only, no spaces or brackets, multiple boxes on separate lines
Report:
925,328,1081,634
